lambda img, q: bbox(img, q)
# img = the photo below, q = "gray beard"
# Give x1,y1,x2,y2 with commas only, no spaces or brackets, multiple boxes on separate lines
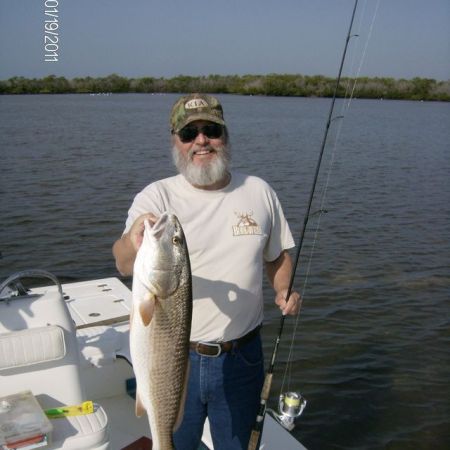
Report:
172,144,231,187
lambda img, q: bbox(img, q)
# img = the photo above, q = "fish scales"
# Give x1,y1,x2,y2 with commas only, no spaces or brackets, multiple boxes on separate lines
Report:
149,285,191,447
130,213,192,450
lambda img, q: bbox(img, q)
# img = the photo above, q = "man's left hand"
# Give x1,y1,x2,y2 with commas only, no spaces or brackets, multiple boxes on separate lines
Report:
275,289,302,316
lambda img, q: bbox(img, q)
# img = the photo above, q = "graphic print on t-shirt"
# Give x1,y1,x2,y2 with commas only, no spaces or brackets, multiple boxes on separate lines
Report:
232,211,263,236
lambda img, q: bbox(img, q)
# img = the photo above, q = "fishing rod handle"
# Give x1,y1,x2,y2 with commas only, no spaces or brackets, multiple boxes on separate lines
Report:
247,372,274,450
248,429,261,450
261,372,273,400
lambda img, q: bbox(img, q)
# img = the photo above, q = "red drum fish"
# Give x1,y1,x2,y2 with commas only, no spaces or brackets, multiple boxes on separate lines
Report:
130,213,192,450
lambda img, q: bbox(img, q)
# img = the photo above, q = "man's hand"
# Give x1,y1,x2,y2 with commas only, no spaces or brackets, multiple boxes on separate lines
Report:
112,212,158,276
275,288,302,316
266,250,302,316
128,213,158,251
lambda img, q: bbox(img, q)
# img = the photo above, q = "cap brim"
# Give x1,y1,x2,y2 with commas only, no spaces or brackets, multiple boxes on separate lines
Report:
175,113,226,132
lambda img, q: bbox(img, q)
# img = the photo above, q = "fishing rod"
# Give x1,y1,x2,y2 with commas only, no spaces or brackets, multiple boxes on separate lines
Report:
247,1,360,448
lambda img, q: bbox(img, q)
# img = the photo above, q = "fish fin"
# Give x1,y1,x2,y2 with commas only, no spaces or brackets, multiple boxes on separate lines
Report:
135,390,146,417
173,359,190,432
139,292,155,327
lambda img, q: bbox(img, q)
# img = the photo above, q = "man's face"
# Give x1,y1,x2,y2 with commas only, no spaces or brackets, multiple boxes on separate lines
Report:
172,120,230,188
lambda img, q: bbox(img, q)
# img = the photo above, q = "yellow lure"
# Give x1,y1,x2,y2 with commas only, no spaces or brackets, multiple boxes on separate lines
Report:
45,400,94,418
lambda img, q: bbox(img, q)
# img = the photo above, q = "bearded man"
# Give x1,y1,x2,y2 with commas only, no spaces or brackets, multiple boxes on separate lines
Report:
113,93,300,450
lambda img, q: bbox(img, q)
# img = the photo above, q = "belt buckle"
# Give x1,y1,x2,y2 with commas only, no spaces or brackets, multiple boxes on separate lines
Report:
196,342,222,357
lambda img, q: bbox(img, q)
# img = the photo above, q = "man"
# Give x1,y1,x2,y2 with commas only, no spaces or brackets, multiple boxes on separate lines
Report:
113,93,300,450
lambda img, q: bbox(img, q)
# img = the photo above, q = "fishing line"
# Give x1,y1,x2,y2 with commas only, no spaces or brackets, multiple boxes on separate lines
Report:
247,3,361,448
341,0,367,102
348,0,381,103
247,0,383,447
280,0,380,398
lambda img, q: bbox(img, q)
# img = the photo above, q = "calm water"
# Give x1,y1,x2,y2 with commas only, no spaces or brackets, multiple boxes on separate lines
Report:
1,94,449,449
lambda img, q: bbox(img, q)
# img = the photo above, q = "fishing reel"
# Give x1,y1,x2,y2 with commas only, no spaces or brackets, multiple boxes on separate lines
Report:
268,392,307,431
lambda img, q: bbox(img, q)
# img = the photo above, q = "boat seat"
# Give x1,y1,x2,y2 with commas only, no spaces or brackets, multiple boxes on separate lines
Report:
48,404,109,450
0,271,110,450
0,290,84,407
0,325,67,371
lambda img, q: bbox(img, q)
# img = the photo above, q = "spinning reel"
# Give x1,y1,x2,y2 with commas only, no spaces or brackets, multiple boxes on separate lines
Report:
268,391,307,431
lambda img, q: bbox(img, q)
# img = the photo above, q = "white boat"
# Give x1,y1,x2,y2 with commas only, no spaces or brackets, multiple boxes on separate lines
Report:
0,270,306,450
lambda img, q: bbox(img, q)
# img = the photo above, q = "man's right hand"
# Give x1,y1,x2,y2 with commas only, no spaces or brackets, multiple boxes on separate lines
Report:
112,212,158,276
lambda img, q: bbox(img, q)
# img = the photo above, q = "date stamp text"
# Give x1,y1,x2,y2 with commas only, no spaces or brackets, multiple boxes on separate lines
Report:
44,0,59,62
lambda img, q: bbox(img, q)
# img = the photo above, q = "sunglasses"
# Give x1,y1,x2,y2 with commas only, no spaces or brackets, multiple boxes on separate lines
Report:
176,123,223,143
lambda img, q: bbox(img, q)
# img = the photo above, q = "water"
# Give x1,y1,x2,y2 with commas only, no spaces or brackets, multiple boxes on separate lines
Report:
1,94,449,449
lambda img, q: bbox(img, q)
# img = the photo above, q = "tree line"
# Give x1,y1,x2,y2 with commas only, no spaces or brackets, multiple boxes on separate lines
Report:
1,73,449,101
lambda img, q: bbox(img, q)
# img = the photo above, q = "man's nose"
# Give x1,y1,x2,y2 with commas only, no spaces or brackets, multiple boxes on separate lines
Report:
194,131,208,145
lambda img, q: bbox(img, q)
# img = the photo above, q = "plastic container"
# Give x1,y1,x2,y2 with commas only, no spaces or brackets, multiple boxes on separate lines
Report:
0,391,52,450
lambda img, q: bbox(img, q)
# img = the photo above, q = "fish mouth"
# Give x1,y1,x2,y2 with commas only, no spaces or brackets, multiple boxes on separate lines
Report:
150,213,170,240
139,213,185,298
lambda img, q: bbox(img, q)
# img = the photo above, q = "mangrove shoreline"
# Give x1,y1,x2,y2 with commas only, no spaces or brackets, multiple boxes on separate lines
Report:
1,74,449,101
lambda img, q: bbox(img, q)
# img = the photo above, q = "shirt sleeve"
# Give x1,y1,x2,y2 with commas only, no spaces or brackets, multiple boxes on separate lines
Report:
123,184,165,234
263,187,295,262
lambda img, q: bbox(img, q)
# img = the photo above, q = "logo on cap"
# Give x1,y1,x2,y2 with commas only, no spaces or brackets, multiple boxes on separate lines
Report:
185,99,209,109
170,93,225,132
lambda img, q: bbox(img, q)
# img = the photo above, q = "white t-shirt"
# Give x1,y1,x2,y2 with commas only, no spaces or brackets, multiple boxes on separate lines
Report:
124,171,295,342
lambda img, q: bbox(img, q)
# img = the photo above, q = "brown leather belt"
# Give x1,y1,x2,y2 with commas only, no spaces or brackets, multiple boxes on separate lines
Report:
190,325,261,357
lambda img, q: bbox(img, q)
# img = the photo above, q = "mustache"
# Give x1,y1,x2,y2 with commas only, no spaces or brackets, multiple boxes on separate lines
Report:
187,145,224,159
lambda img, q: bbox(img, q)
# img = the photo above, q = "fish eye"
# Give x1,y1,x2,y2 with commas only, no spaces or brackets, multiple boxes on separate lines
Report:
172,236,181,245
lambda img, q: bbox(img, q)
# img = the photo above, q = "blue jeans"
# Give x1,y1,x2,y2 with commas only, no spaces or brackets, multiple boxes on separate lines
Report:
173,334,264,450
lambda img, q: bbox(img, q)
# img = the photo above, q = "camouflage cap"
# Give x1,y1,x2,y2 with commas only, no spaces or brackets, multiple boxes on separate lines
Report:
170,93,226,133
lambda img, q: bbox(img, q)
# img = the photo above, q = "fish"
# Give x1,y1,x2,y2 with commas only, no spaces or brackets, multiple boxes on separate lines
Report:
130,213,192,450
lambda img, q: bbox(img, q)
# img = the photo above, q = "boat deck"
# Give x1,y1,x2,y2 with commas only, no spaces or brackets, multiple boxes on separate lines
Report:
27,277,306,450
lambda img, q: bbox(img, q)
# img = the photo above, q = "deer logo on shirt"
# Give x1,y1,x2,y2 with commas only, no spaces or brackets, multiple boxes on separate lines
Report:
233,211,262,236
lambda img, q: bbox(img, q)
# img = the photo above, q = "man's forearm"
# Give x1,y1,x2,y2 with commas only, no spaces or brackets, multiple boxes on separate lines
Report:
265,250,293,293
266,250,301,316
